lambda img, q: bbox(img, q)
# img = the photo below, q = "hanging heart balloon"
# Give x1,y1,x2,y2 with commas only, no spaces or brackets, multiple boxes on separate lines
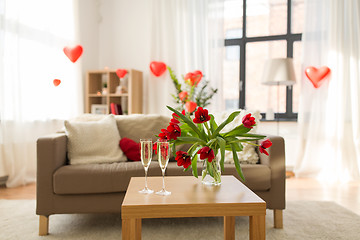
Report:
63,45,83,63
150,61,167,77
53,79,61,87
305,66,331,88
116,69,128,78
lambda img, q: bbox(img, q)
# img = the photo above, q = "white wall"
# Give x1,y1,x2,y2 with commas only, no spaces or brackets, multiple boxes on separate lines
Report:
78,0,152,112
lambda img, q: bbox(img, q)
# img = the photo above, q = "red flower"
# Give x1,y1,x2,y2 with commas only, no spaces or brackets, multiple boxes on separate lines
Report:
259,139,272,156
184,70,203,86
170,118,180,125
185,101,197,113
179,91,188,101
167,124,181,140
197,146,215,163
153,142,157,154
242,113,256,129
193,107,211,124
172,110,186,119
159,129,170,140
175,151,192,169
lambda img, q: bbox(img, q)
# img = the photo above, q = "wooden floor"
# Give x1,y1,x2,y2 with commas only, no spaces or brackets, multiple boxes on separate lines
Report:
1,177,360,215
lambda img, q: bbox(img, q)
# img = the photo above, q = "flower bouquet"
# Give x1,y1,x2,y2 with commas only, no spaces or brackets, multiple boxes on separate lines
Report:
168,66,217,114
156,106,272,185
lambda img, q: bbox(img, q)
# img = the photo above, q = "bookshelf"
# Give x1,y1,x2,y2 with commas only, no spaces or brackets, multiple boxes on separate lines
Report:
85,69,143,114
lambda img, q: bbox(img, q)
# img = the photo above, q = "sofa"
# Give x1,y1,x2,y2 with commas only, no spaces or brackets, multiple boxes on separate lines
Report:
36,113,285,236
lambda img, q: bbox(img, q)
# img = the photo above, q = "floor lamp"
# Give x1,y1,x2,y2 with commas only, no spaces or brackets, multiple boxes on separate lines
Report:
261,58,296,135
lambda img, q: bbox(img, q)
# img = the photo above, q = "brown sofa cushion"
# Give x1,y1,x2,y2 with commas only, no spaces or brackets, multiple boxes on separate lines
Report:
165,162,271,191
53,161,163,194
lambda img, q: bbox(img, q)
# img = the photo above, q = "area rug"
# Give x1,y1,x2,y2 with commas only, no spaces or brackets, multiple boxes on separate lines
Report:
1,200,359,239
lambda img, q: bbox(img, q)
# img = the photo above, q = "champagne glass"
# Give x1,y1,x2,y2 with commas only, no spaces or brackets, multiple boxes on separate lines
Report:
156,140,171,196
139,139,154,194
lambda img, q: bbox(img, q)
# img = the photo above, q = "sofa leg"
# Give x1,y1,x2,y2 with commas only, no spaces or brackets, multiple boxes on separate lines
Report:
39,215,49,236
273,209,283,228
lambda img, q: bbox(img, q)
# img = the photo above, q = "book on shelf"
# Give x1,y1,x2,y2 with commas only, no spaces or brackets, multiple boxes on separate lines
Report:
110,103,123,115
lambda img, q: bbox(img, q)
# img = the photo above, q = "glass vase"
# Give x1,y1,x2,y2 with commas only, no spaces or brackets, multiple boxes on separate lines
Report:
201,157,221,186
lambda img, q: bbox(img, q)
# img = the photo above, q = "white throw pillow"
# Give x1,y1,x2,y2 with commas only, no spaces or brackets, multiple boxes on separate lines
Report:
65,115,125,165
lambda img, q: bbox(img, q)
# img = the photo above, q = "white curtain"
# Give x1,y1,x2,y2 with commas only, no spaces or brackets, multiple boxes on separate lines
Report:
295,0,360,181
148,0,224,115
0,0,83,187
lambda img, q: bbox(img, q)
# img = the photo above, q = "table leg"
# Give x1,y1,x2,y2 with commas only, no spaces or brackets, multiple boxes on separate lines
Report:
249,215,265,240
122,218,142,240
224,216,235,240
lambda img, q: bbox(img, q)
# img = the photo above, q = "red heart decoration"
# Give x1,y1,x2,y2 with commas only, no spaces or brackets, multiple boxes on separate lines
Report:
116,69,128,78
305,66,331,88
150,61,167,77
63,45,83,63
119,138,141,161
53,79,61,87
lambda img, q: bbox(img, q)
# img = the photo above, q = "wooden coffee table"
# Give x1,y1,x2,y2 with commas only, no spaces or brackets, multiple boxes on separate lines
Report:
121,176,266,240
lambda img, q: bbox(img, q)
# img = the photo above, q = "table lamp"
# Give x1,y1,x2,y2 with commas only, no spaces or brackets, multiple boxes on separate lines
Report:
261,58,296,121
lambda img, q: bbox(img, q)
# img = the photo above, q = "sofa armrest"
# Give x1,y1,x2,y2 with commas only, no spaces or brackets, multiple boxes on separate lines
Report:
36,133,67,215
257,134,286,209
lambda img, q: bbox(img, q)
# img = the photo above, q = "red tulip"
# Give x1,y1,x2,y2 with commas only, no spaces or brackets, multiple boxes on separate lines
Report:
170,117,180,125
179,91,189,101
185,101,197,113
167,124,181,140
242,113,256,129
259,139,272,156
197,146,215,163
175,151,192,169
193,107,211,124
184,70,203,86
159,129,170,140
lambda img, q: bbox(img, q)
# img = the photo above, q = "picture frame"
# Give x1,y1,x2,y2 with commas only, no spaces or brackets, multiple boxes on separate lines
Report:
91,104,108,114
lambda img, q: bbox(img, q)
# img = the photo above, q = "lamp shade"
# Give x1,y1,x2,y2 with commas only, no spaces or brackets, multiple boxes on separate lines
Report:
261,58,296,86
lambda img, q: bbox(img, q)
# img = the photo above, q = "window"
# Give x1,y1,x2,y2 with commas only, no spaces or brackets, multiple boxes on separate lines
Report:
223,0,304,120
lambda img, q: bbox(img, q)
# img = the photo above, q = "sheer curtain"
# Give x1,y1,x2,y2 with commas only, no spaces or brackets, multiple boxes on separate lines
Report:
148,0,224,115
0,0,83,187
295,0,360,181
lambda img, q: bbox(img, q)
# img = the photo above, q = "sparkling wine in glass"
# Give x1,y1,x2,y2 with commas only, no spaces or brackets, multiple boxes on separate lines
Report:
139,139,154,194
156,140,171,196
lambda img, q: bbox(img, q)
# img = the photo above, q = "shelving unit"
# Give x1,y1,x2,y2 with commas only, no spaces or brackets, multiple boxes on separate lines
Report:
85,69,143,114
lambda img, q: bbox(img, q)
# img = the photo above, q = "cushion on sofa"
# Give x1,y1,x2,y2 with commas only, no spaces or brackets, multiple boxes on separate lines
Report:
53,161,163,194
64,115,125,165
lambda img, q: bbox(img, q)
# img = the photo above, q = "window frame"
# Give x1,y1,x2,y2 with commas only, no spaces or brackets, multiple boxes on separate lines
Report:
224,0,302,121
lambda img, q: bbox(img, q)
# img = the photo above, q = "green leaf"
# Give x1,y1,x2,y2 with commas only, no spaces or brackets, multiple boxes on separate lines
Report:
237,133,267,138
191,154,198,178
223,125,250,137
231,143,245,181
167,106,206,140
211,111,240,138
209,114,218,133
217,136,226,172
206,138,217,147
177,136,206,146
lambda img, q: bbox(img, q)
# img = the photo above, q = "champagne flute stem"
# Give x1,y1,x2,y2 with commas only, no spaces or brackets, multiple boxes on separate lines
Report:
144,168,148,189
162,169,165,191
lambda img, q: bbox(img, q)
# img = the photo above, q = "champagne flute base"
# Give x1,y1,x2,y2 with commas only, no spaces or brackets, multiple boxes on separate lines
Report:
138,187,154,194
155,189,171,196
